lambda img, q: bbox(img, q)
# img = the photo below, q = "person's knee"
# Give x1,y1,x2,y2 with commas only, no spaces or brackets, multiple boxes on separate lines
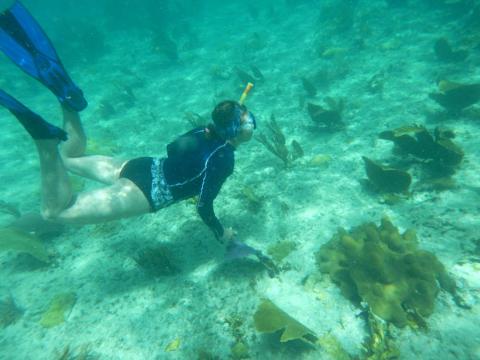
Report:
41,207,62,222
40,195,76,222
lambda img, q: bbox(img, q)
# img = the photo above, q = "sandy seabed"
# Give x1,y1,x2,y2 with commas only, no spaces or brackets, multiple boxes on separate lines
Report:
0,1,479,359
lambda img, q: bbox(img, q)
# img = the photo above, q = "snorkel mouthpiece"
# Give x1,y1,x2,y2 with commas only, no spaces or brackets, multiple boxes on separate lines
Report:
216,105,254,140
242,112,256,131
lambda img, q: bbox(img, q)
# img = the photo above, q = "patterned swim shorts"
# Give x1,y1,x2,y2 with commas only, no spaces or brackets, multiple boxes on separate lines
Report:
119,157,174,212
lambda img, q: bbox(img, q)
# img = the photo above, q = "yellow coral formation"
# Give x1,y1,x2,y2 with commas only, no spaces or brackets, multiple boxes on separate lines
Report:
316,218,458,328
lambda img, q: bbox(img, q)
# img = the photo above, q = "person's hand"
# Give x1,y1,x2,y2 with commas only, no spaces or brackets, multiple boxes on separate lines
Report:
220,227,237,244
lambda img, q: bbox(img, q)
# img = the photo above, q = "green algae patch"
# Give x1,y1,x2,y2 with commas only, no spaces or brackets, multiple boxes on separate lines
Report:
241,185,264,213
317,334,352,360
308,154,332,168
40,292,77,328
231,341,249,359
254,299,318,344
315,218,458,328
267,240,297,263
0,227,50,263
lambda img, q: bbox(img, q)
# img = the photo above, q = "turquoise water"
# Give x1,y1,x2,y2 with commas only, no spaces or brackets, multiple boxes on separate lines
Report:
0,0,479,359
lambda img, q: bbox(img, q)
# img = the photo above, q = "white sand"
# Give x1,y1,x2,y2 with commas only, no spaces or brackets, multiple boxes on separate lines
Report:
0,1,479,359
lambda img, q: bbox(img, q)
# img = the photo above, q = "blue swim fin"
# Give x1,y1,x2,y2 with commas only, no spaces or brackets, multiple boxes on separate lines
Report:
0,88,67,140
0,1,87,111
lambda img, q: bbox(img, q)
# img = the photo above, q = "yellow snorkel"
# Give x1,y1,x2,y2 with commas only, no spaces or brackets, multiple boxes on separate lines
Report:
237,82,256,133
239,82,254,105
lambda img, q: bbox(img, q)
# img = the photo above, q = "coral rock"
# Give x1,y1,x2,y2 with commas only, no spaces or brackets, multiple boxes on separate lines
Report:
429,80,480,112
362,157,411,193
254,299,317,344
315,218,458,328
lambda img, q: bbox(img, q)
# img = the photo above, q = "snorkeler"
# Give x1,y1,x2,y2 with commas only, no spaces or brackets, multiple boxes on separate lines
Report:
0,1,279,274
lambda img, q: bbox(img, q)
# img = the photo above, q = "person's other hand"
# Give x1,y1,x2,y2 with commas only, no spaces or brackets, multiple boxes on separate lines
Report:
220,227,237,244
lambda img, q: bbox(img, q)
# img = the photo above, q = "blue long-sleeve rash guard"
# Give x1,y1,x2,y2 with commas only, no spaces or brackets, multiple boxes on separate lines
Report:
163,127,235,238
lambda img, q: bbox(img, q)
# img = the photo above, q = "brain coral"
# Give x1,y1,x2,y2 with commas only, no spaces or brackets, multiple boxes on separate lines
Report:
315,218,457,328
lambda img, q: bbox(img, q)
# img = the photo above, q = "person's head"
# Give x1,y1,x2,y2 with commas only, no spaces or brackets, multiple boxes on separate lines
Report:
210,100,256,145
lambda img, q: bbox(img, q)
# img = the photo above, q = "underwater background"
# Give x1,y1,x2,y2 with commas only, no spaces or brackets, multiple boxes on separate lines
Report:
0,0,479,359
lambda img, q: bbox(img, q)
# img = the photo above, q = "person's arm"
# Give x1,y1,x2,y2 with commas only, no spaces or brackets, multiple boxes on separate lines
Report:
197,149,234,242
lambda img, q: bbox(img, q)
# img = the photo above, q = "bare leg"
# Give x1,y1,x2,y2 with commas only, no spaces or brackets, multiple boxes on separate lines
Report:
55,178,152,224
36,139,151,223
1,91,148,223
35,139,73,219
60,105,86,158
63,155,126,184
59,105,125,184
47,106,151,222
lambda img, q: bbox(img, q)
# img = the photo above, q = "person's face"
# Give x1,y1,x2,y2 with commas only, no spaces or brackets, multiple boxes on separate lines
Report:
236,111,255,143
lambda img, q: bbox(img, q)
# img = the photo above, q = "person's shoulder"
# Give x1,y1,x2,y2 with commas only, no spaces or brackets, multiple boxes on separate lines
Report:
216,144,234,172
206,141,233,170
214,141,234,158
181,127,205,138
